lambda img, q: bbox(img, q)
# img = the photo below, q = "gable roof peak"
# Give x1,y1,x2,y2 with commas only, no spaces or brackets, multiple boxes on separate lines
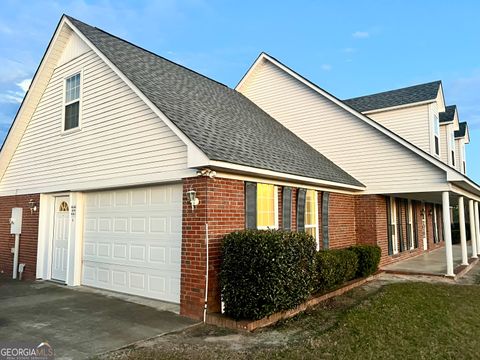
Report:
64,16,363,188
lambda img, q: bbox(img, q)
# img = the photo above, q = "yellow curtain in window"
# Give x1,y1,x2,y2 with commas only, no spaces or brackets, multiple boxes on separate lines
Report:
257,183,275,228
305,190,316,226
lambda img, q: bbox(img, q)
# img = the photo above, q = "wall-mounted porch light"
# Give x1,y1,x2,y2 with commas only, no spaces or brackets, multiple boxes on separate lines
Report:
28,199,38,214
186,188,199,210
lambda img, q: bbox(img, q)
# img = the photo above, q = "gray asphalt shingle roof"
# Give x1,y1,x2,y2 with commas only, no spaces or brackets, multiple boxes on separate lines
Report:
439,105,456,123
344,81,441,113
67,16,363,188
455,122,468,138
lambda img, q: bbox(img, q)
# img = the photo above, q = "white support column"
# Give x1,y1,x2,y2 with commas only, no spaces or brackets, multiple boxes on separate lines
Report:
475,202,480,256
442,192,454,277
458,197,469,266
469,200,478,259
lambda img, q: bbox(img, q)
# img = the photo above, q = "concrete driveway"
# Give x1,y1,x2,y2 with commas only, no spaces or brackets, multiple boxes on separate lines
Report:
0,280,198,359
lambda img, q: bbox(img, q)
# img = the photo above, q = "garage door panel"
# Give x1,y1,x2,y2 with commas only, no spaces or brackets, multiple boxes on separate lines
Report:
82,260,180,303
83,244,181,270
82,184,182,303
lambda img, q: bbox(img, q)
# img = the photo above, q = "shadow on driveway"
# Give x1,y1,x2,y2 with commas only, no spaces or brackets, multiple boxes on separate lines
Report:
0,279,198,359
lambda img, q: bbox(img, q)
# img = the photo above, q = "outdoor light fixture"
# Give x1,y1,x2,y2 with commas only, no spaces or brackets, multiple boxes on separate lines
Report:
420,208,426,217
428,208,433,216
28,199,38,214
186,188,199,210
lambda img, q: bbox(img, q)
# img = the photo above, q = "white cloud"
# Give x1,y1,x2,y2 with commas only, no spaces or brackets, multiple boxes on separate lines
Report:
0,90,24,104
352,31,369,39
16,78,31,93
321,64,332,71
343,47,356,53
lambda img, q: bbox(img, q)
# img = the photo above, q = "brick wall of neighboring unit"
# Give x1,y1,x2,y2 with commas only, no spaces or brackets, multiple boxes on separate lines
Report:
0,194,40,280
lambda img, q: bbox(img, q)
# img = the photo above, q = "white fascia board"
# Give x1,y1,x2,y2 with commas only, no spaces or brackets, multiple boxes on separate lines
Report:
447,172,480,194
449,183,480,202
65,17,210,169
249,53,463,179
440,121,454,126
214,171,360,195
208,160,365,192
361,184,451,195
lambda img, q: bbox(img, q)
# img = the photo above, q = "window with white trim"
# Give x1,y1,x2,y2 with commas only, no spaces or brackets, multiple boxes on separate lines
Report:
407,200,415,250
433,114,440,156
305,190,319,247
450,132,456,166
256,183,278,229
64,73,81,131
389,197,399,255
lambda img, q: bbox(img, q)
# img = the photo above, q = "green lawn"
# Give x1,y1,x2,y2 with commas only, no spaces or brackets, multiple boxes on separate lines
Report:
102,280,480,360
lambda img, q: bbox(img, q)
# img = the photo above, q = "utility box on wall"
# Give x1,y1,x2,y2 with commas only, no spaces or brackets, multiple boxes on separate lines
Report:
10,207,23,235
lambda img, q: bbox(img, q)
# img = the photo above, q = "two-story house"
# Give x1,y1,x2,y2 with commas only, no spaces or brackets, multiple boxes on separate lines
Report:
1,16,479,321
0,15,365,321
237,53,480,277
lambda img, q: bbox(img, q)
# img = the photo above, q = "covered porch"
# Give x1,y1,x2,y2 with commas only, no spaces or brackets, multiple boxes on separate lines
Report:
383,242,477,277
385,187,480,277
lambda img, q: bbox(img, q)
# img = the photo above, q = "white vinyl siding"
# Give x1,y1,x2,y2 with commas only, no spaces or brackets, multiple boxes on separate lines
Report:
440,124,448,164
0,43,189,195
367,104,431,153
238,60,446,194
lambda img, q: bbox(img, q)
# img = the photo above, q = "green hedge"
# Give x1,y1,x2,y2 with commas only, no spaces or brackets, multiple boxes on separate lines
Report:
348,245,381,277
220,230,317,320
315,249,358,292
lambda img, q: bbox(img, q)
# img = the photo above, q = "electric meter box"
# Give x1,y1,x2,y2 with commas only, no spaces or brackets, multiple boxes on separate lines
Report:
10,207,23,235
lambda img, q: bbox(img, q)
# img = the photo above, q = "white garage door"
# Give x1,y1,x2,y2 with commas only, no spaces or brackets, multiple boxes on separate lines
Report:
82,184,183,303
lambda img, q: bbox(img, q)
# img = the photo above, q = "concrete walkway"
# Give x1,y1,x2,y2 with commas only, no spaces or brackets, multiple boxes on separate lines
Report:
383,242,473,276
0,280,198,359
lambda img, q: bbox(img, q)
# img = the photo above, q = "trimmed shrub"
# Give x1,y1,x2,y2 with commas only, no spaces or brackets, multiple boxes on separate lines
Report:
349,245,381,277
315,249,358,292
220,230,317,320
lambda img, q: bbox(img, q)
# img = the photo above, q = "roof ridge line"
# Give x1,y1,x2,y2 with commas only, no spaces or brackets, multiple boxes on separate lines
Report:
65,15,230,90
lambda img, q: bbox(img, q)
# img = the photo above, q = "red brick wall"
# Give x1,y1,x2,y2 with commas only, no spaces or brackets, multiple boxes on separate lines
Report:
328,193,356,249
0,194,40,280
180,176,244,320
353,195,448,267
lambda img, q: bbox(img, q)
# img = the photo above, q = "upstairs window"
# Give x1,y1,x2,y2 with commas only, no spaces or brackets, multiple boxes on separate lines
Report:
64,73,81,131
450,132,456,166
433,114,440,156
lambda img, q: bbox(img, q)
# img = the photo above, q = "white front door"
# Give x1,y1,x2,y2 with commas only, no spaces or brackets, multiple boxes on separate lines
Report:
51,196,70,281
422,203,428,250
389,197,399,254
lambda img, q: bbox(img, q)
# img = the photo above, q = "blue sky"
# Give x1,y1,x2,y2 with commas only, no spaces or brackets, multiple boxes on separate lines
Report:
0,0,478,181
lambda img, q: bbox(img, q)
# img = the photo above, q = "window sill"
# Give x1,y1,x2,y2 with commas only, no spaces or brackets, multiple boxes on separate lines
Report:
61,127,82,136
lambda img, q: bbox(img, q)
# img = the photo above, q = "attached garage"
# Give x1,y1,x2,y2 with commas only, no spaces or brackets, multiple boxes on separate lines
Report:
81,184,183,303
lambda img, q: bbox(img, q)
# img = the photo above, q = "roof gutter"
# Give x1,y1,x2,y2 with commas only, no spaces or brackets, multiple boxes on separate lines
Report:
207,160,366,192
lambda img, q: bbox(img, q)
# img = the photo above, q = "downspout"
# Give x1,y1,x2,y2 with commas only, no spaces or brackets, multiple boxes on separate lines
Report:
204,222,209,323
203,175,209,323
